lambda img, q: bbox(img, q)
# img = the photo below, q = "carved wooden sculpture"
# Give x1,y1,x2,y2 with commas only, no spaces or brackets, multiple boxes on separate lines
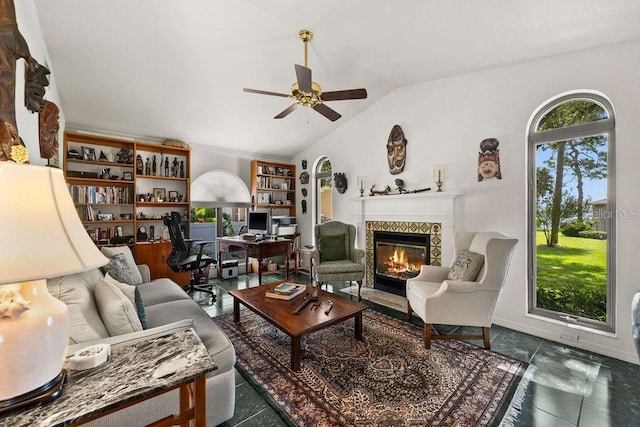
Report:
0,0,50,161
38,100,59,160
387,124,407,175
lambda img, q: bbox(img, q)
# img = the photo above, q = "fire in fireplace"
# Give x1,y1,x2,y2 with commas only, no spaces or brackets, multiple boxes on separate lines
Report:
373,231,430,296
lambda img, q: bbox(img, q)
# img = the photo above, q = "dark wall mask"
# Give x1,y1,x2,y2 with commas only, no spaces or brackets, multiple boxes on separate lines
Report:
25,62,50,113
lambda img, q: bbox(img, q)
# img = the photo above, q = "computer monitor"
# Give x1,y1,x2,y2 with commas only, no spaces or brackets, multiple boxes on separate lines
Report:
247,211,269,236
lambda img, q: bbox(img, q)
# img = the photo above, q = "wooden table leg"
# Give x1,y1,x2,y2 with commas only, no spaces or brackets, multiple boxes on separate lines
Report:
285,243,290,279
193,375,207,426
233,298,240,322
354,313,363,340
291,336,301,371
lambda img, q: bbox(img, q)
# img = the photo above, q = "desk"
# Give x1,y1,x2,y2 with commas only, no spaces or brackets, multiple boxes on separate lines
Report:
217,236,293,285
1,329,216,427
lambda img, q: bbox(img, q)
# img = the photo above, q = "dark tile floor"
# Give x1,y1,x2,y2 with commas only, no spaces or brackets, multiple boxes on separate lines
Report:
195,273,640,427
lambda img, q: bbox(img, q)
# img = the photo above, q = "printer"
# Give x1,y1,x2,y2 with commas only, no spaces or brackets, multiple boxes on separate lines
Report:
271,216,297,236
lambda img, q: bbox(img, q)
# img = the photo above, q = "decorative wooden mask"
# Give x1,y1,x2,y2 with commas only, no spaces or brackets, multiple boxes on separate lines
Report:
387,125,407,175
478,138,502,181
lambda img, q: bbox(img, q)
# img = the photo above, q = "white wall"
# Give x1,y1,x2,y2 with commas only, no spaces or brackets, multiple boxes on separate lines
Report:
292,41,640,364
189,143,290,200
15,0,64,165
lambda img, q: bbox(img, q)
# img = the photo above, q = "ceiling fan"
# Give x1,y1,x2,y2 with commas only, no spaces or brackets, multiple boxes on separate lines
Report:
243,29,367,122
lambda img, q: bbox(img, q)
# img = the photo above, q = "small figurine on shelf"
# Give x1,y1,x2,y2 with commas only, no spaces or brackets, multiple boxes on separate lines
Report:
152,155,157,175
145,157,151,175
172,157,179,177
164,156,169,176
179,160,185,178
136,154,143,174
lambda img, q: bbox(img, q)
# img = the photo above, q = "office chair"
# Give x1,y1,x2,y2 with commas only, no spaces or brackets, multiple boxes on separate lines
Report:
163,211,217,301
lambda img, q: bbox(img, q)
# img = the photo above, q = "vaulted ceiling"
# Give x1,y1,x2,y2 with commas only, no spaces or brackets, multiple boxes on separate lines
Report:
33,0,640,157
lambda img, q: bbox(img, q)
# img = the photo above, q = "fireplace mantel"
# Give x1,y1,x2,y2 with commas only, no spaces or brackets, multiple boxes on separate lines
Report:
351,190,463,266
349,190,462,202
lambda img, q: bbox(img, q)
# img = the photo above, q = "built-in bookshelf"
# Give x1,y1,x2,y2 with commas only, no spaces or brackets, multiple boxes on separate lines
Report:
63,131,191,247
250,159,296,216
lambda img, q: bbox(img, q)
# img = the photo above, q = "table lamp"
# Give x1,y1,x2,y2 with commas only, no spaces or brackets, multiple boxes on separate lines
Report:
0,162,108,411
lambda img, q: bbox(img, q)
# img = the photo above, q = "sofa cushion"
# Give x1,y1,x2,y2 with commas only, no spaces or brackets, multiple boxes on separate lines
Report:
144,300,235,373
47,274,110,344
136,279,191,308
103,273,148,329
101,246,143,285
447,249,484,281
95,278,144,336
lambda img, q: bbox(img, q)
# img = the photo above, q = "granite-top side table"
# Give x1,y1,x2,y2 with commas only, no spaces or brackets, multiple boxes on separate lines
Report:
0,329,217,427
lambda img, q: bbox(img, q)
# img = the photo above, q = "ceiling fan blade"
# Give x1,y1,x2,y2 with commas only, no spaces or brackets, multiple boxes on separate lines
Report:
321,88,368,101
274,103,300,119
313,103,342,122
294,64,312,93
243,88,290,98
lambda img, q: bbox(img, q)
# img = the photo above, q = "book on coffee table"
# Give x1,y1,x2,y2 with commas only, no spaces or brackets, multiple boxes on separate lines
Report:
266,284,306,300
273,283,298,294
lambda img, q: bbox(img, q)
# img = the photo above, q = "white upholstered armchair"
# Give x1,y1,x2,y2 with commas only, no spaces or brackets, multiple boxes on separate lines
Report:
406,231,518,349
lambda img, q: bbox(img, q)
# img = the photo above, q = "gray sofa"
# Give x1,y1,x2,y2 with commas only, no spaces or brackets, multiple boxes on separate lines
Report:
47,263,235,426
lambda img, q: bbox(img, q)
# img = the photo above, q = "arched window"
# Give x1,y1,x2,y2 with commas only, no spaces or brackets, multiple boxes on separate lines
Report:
527,92,615,332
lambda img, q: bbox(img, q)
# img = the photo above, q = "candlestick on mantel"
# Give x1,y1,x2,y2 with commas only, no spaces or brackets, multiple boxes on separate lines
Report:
357,176,366,197
433,165,446,192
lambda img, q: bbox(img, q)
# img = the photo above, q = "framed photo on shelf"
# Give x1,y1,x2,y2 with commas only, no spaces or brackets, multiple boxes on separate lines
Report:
97,213,114,221
153,187,166,202
81,146,97,162
168,190,178,202
122,171,133,181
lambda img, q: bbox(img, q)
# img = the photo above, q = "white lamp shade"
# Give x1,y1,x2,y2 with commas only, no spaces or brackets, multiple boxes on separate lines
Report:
0,162,108,284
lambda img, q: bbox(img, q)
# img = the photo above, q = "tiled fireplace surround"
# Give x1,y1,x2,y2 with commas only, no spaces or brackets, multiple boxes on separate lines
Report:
352,191,463,290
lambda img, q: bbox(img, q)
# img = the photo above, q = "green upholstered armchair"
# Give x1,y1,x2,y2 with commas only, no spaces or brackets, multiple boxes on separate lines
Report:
311,221,365,300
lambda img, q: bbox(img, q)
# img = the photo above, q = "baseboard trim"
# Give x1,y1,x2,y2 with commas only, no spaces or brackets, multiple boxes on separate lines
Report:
493,316,639,365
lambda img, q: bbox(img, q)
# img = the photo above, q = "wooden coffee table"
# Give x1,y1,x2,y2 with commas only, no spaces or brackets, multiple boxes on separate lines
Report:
229,280,367,371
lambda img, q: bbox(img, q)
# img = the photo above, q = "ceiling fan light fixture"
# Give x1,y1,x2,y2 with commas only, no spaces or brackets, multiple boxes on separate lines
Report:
243,28,367,121
291,81,322,106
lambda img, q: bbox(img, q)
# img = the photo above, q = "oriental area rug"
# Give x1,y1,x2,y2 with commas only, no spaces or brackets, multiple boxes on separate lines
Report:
214,310,529,426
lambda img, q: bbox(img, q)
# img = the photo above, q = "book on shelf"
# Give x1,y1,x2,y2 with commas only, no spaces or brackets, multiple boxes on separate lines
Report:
265,284,306,300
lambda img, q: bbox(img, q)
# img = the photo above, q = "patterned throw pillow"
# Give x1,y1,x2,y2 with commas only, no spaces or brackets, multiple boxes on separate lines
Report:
101,246,143,285
447,249,485,281
102,253,135,285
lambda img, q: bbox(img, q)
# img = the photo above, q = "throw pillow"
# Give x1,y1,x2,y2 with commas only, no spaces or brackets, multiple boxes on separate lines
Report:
101,246,143,285
103,273,148,329
447,250,485,281
102,253,136,285
318,234,346,262
47,275,110,344
94,278,144,336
